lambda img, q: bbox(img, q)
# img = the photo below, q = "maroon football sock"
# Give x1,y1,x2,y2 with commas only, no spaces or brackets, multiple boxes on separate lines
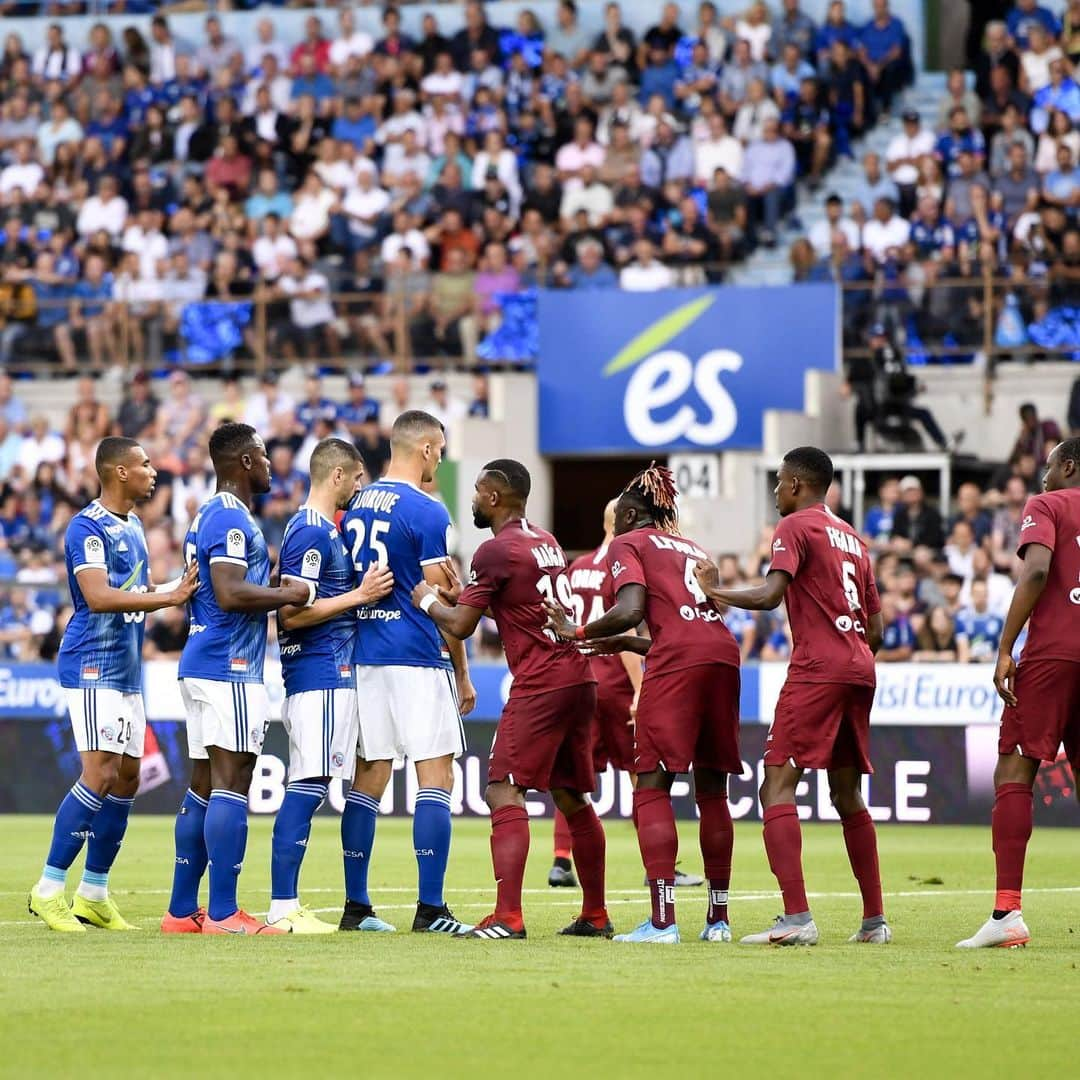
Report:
490,805,530,929
993,782,1033,913
634,787,678,928
841,809,883,919
763,803,809,915
566,803,607,923
697,792,733,924
552,808,573,860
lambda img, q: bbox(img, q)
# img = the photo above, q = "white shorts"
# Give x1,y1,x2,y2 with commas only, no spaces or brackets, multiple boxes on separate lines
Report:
66,688,146,758
180,678,270,760
281,688,360,781
354,665,465,763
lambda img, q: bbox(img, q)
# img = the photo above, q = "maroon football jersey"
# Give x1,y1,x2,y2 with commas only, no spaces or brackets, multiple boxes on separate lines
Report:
459,518,594,697
768,504,881,686
605,527,740,674
1016,488,1080,663
568,545,632,697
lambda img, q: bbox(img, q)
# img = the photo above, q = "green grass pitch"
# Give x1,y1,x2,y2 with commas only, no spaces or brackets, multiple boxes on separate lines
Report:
1,815,1077,1078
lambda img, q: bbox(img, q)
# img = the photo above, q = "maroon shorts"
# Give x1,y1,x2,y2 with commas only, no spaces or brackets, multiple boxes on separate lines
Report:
488,682,597,794
766,680,875,773
592,678,636,774
999,658,1080,769
633,663,741,775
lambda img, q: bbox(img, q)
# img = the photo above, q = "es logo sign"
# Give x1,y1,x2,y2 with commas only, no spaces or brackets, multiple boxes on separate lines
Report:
604,297,740,447
538,284,837,454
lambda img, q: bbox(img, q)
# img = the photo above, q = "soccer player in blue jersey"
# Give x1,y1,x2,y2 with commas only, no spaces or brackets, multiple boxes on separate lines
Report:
340,410,476,935
162,422,312,936
28,438,198,932
266,438,393,933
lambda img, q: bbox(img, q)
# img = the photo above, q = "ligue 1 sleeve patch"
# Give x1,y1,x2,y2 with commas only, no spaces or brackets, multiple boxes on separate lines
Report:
84,535,106,565
226,528,247,559
300,548,322,579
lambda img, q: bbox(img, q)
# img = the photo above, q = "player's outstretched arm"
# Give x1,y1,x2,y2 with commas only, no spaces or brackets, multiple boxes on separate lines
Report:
211,561,312,613
994,543,1051,707
279,564,394,631
580,635,652,657
543,583,645,641
411,580,485,640
693,560,789,611
78,562,199,614
421,560,477,715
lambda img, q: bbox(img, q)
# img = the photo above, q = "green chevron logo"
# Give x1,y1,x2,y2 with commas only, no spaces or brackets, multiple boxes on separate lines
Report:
603,295,716,376
119,560,145,592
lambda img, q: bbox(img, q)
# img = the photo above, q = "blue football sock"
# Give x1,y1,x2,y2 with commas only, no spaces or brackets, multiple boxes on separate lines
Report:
271,781,328,901
205,789,249,922
168,788,209,917
42,782,103,885
414,788,453,908
84,793,135,879
342,790,379,906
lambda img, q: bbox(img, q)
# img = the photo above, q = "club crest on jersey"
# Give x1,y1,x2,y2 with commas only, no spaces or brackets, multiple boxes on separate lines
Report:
230,657,248,673
226,529,246,559
332,752,345,767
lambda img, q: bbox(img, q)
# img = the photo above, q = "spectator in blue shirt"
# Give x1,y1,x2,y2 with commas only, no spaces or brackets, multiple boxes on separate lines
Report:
1031,59,1080,134
936,106,986,178
638,43,680,109
565,239,618,288
851,150,899,216
863,476,900,547
332,97,377,152
856,0,911,115
878,594,915,661
956,579,1005,662
1007,0,1061,50
772,42,816,106
290,53,336,111
909,194,956,258
62,253,114,370
1043,143,1080,207
815,0,858,73
338,372,380,440
295,373,340,433
245,169,294,221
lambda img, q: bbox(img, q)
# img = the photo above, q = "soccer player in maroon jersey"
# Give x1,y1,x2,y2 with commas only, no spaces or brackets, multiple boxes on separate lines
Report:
693,446,889,946
549,499,644,888
957,438,1080,949
411,459,610,941
545,464,740,944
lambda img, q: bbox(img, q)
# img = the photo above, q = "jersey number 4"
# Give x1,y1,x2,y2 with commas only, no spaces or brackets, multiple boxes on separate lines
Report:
346,519,390,569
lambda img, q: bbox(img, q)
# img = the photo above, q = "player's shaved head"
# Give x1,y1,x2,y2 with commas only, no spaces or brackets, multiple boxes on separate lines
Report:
95,436,140,479
309,437,362,484
782,446,834,494
391,409,444,452
1044,436,1080,491
603,497,618,534
209,421,259,467
482,458,531,502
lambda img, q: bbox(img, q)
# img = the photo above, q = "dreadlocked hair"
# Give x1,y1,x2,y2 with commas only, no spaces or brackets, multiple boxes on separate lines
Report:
623,461,681,534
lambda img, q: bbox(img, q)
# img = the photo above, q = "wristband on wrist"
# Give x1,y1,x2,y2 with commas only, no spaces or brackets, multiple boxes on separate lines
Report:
575,625,586,641
283,574,317,608
419,592,438,614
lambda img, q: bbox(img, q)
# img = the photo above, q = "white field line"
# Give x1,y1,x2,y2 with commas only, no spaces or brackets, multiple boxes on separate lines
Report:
4,885,1080,929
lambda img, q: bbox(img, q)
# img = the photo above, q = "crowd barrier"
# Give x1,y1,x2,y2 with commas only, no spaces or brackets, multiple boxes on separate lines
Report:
1,659,1074,825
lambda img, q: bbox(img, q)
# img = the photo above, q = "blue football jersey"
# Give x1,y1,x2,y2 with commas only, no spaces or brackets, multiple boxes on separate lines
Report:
344,479,452,669
178,491,271,683
277,505,356,695
956,607,1004,661
58,501,150,692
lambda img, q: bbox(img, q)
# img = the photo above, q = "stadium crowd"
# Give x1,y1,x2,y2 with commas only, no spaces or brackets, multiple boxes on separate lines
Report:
789,2,1080,356
0,0,916,369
